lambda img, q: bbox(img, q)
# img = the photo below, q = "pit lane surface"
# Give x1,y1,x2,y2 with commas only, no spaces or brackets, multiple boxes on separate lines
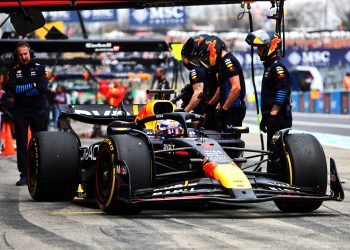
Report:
0,131,349,249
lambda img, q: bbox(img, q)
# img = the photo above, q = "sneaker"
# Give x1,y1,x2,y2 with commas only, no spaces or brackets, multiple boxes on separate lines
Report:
16,176,28,186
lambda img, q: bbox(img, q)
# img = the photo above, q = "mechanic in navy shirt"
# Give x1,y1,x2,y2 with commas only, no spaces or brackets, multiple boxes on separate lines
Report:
246,30,292,149
196,36,246,138
181,35,218,130
6,42,49,186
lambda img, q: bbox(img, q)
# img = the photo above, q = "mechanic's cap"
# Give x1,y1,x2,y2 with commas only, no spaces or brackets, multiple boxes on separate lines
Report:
196,35,225,71
245,30,281,60
181,34,209,70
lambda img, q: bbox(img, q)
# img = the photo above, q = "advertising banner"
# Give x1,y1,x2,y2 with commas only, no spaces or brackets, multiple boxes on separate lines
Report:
43,10,118,22
129,7,186,26
233,48,350,70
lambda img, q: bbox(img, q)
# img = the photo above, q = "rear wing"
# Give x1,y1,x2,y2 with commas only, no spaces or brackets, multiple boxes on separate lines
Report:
59,103,144,125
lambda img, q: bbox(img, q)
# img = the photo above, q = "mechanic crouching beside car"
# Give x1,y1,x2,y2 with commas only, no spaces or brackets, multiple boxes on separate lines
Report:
245,30,292,150
6,42,49,186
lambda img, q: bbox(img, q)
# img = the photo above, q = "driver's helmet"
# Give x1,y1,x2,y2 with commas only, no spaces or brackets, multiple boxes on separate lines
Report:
157,119,183,136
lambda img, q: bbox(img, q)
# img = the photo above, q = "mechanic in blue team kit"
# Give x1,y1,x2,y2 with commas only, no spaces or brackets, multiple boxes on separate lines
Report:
6,42,49,186
245,30,292,149
196,35,246,138
181,34,219,130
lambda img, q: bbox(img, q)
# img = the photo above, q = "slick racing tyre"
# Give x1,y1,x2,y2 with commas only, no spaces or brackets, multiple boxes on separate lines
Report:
27,131,79,201
274,133,327,212
96,134,153,214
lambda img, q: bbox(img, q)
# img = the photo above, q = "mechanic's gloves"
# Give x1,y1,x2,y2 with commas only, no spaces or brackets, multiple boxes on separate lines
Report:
259,116,267,133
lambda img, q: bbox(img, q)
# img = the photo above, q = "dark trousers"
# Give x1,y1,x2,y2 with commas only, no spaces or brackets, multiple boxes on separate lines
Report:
266,114,292,150
202,105,217,131
219,105,246,139
13,110,47,176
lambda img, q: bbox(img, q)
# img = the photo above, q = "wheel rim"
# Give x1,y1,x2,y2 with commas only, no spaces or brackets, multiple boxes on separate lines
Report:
27,139,38,192
96,147,115,206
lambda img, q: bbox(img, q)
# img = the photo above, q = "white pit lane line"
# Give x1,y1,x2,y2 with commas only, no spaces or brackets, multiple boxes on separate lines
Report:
243,122,350,150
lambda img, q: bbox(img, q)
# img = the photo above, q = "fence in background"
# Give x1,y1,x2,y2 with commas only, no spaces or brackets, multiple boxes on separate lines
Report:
246,90,350,114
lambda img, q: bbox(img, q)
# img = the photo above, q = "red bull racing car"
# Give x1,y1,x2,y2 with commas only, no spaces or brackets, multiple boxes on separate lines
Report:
26,90,344,214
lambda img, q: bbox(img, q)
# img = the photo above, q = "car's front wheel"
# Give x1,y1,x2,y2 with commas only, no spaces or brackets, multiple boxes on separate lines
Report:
273,133,327,212
95,134,153,214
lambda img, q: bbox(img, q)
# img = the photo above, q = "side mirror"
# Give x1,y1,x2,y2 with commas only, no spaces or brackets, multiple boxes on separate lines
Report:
10,8,45,36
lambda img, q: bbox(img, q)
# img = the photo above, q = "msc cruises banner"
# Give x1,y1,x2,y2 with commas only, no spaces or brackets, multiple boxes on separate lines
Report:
43,10,118,23
129,7,186,26
233,48,350,70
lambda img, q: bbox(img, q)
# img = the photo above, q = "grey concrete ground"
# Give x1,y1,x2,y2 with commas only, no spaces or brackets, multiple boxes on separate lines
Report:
0,129,349,249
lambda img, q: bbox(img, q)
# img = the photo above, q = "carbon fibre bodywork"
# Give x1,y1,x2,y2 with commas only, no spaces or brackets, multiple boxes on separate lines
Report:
57,102,344,211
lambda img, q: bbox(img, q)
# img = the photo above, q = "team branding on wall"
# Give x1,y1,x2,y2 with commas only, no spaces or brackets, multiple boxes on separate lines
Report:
43,10,118,22
129,7,186,26
233,48,350,69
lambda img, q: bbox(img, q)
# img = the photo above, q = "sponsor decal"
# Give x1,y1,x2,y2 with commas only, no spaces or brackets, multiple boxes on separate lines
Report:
103,139,114,151
116,163,128,175
225,58,235,72
152,182,197,196
81,144,99,161
203,149,231,163
190,69,197,80
74,109,130,117
276,66,285,78
267,182,300,192
163,143,175,150
33,140,39,168
85,42,112,49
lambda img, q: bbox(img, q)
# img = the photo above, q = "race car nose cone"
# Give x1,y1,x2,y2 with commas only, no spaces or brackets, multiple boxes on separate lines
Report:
228,188,256,199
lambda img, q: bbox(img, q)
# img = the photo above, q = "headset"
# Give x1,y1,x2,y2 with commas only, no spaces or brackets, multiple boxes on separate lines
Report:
13,41,35,61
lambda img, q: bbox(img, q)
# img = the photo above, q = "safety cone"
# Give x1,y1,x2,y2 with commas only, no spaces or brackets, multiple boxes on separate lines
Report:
2,122,16,156
1,122,6,142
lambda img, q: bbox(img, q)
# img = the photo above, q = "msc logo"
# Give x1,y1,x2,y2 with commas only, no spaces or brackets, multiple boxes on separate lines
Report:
130,7,185,25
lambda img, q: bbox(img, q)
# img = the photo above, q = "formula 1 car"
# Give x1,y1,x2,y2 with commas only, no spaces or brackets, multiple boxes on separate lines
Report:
26,90,344,214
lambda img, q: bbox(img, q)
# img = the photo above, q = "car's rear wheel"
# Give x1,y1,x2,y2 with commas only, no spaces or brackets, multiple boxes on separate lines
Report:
27,131,79,201
273,133,327,212
95,134,153,214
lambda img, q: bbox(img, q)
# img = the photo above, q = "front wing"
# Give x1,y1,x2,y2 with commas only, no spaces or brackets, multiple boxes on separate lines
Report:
121,158,344,205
